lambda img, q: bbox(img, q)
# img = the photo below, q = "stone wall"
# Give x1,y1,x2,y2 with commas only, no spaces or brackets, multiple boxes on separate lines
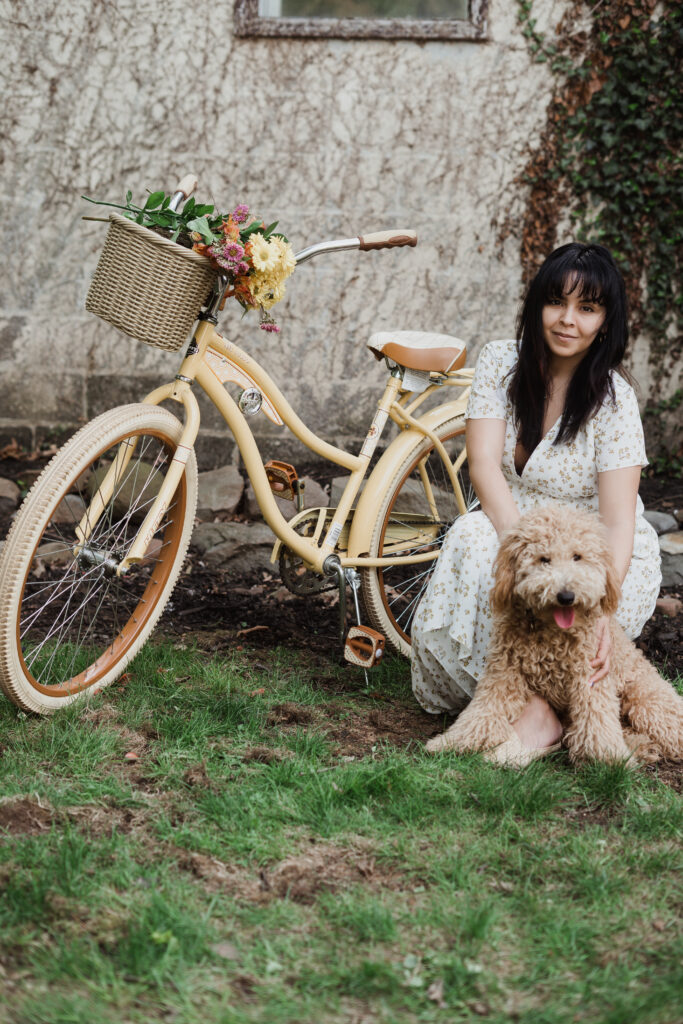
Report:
1,0,677,469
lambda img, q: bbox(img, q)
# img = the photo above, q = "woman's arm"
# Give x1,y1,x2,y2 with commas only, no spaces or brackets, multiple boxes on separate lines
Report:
598,465,641,584
466,418,520,536
589,464,641,685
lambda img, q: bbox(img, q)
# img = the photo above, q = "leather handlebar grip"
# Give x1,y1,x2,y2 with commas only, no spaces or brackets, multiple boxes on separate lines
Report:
358,230,417,251
172,174,198,199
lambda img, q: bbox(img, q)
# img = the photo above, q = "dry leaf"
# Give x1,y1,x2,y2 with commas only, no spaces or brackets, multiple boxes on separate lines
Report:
427,978,447,1008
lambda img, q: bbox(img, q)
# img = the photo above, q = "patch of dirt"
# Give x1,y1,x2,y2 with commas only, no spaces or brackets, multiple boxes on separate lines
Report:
0,795,55,835
241,745,291,764
0,794,151,838
642,759,683,793
178,838,402,905
324,702,442,757
266,701,316,726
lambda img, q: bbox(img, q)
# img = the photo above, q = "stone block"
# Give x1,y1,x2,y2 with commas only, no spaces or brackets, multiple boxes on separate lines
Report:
660,552,683,588
0,478,20,505
51,493,87,524
197,465,244,517
660,532,683,556
643,510,678,535
191,520,275,574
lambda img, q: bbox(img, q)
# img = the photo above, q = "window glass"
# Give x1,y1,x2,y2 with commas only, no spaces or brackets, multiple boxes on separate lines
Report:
259,0,469,17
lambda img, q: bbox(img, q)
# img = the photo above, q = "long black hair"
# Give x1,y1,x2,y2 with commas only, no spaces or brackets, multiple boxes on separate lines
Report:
508,242,631,453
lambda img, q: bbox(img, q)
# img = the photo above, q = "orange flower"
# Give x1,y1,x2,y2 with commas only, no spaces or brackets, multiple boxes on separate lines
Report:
221,217,240,241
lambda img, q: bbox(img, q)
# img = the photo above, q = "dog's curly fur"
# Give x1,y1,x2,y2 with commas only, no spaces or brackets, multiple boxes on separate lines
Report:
427,506,683,764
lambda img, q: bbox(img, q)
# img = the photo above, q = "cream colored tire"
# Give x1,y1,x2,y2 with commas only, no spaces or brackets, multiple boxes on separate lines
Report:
0,404,198,713
360,416,476,657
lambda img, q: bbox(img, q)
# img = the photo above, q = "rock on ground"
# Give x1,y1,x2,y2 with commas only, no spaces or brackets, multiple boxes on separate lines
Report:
197,466,244,519
659,530,683,587
0,477,21,504
644,510,679,535
192,521,275,574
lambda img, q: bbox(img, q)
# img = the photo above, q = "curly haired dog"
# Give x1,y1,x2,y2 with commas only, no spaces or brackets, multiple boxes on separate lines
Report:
426,505,683,764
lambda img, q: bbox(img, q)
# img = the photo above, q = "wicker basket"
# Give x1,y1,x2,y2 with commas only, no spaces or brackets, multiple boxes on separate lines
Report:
86,212,218,352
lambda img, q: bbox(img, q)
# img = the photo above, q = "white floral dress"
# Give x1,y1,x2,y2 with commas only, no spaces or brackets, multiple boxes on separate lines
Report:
411,339,662,714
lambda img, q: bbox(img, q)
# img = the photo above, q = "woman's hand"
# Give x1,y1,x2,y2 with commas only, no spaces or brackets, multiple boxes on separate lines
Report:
589,615,612,686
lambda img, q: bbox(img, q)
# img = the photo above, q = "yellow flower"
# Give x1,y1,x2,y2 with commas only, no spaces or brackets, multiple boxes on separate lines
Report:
249,233,278,273
248,273,285,310
269,235,296,278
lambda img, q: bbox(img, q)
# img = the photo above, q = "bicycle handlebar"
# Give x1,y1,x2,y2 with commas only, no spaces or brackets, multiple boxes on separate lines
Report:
168,174,418,263
294,231,417,265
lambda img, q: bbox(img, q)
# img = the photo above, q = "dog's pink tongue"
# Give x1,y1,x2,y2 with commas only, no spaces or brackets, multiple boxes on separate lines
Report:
553,607,575,629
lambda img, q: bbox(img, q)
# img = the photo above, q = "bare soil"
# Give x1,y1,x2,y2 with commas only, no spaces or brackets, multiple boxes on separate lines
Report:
1,453,681,676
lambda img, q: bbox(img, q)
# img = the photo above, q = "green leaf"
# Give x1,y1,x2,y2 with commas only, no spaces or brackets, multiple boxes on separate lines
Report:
144,190,165,210
186,216,215,242
263,221,279,237
125,190,133,204
241,222,265,239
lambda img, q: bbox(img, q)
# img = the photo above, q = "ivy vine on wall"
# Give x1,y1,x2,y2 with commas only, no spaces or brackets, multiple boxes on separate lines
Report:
511,0,682,375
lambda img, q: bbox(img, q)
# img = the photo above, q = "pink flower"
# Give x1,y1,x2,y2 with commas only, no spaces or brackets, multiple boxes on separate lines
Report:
232,204,249,224
260,322,280,333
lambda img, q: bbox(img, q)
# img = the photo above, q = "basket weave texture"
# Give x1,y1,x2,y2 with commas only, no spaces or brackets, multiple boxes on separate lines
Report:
86,212,218,351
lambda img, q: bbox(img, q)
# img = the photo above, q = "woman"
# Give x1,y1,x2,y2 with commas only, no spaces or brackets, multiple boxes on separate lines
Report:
412,242,661,764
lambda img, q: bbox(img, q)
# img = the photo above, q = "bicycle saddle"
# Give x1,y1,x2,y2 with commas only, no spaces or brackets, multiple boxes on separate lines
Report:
367,331,467,374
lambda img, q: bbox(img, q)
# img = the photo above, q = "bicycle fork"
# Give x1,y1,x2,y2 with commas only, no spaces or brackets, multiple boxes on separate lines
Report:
73,378,200,574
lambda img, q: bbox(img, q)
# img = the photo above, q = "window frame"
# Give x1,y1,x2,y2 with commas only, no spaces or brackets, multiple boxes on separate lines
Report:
233,0,488,41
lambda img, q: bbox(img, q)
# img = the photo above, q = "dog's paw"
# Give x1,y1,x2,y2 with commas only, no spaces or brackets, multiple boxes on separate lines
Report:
425,729,472,754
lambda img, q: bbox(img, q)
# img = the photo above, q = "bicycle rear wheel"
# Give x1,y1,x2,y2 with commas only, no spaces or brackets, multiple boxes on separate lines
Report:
0,404,197,713
360,417,478,656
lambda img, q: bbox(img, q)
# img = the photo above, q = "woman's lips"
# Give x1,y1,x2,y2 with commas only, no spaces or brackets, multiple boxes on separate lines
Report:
553,332,577,341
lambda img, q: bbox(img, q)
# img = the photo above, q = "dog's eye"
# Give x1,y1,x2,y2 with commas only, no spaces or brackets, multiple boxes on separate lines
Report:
539,556,551,564
573,554,582,561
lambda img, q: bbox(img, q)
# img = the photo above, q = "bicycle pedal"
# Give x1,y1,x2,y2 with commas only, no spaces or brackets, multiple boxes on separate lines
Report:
264,460,298,501
344,625,385,668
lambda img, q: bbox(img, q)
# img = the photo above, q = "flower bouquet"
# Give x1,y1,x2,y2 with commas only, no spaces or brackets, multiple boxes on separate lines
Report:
83,189,295,332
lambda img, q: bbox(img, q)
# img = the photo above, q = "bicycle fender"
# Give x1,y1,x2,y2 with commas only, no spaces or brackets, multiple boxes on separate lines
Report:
347,398,467,559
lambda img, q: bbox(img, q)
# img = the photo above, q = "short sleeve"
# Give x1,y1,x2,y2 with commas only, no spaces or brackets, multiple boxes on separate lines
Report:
594,378,648,472
465,340,515,420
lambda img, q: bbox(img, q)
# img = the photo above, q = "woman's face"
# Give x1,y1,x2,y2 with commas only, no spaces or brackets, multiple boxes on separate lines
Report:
542,284,606,369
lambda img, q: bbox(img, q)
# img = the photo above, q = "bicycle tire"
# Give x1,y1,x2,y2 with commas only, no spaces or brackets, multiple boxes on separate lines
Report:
360,416,477,657
0,404,197,713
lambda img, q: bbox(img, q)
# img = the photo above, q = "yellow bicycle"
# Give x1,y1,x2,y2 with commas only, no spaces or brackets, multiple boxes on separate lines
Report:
0,176,477,713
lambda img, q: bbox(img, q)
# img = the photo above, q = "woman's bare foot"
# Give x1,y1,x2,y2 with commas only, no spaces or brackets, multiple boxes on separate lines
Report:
512,695,563,750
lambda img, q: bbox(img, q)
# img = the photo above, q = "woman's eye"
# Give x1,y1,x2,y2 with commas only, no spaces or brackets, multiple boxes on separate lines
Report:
573,554,582,561
540,556,551,564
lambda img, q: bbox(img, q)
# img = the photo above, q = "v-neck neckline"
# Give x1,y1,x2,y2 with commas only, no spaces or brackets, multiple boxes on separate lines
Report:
513,416,561,478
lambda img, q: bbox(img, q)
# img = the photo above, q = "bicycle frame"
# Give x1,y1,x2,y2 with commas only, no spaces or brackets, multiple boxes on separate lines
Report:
79,317,473,578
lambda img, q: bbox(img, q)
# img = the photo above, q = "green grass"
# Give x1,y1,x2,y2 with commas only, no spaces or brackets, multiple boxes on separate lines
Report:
0,642,681,1024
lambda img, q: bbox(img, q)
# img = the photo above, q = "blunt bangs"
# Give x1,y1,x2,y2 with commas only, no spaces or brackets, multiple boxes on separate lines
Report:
538,246,618,312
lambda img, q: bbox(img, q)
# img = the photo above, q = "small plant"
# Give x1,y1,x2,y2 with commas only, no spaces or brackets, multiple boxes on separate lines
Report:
83,190,295,332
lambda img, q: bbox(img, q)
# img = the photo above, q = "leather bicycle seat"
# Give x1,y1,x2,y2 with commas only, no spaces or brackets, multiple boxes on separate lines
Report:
368,331,467,374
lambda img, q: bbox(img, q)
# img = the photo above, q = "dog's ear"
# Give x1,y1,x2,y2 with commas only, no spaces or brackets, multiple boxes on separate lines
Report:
490,531,520,613
601,552,621,616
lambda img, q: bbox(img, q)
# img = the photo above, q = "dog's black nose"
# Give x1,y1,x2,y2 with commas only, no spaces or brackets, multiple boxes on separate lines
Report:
557,590,575,606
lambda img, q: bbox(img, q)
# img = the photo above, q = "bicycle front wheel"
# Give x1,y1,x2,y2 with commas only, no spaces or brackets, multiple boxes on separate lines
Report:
360,416,478,657
0,404,198,713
